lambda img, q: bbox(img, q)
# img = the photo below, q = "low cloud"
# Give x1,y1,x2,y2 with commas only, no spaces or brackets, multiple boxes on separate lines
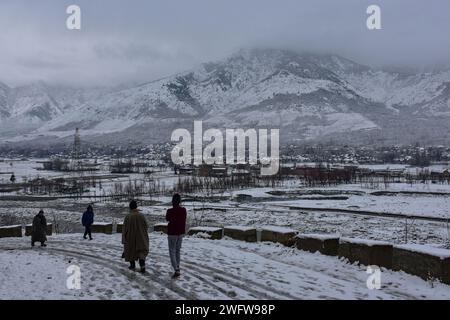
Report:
0,0,449,87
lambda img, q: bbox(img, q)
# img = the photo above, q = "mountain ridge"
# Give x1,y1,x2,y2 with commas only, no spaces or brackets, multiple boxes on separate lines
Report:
1,48,449,147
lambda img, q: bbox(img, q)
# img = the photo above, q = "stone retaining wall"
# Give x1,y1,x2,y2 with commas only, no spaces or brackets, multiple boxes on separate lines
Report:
153,223,169,234
0,225,22,238
338,238,393,269
91,223,113,234
260,227,297,246
25,224,53,236
393,245,450,285
296,234,340,256
224,226,257,242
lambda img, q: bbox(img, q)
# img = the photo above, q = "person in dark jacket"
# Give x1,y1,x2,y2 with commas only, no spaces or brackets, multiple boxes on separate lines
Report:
165,194,187,278
82,205,94,240
31,210,47,247
122,200,149,273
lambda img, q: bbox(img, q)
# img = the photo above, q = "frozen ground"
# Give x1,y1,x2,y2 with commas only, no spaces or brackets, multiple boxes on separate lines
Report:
1,159,450,252
1,187,450,248
227,184,450,221
146,203,450,247
266,195,450,219
1,233,450,300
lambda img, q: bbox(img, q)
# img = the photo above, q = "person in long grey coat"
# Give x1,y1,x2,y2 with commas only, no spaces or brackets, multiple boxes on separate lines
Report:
31,210,47,247
122,200,149,273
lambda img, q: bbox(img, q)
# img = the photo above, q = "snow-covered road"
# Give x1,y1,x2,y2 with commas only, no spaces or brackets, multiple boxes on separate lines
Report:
1,233,450,300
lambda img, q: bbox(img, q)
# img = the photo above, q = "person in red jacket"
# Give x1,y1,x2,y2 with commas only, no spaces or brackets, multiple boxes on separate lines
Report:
165,193,187,278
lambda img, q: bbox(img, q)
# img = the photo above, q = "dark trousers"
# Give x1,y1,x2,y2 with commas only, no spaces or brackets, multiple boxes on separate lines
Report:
130,259,145,269
83,225,92,239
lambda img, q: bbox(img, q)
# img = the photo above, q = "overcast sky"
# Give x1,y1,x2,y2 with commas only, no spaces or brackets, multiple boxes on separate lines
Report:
0,0,449,87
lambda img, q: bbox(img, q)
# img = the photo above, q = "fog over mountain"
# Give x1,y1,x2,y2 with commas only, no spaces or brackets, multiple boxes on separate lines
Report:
1,1,449,147
1,0,450,87
1,49,449,148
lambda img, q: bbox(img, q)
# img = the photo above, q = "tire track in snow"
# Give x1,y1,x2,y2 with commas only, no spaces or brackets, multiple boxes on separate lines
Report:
44,247,164,300
50,240,242,299
207,241,420,300
51,241,278,299
181,260,299,299
45,246,197,300
0,244,193,300
52,239,302,299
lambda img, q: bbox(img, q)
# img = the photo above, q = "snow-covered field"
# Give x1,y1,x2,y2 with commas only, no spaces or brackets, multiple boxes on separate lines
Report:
2,159,450,299
1,233,450,300
1,160,450,248
266,194,450,219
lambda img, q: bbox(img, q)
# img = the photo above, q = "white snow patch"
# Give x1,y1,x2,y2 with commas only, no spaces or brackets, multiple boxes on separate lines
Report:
340,237,391,246
261,226,297,234
189,226,223,232
296,233,340,240
0,225,21,229
224,226,256,232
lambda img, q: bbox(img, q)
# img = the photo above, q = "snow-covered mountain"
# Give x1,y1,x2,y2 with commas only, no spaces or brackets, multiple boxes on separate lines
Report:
0,86,9,119
1,49,450,147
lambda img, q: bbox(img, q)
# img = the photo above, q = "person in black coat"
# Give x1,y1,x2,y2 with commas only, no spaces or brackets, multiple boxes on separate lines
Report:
31,210,47,247
82,205,94,240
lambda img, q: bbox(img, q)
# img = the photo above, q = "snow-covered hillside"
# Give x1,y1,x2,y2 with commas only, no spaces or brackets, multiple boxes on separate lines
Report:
1,49,449,146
